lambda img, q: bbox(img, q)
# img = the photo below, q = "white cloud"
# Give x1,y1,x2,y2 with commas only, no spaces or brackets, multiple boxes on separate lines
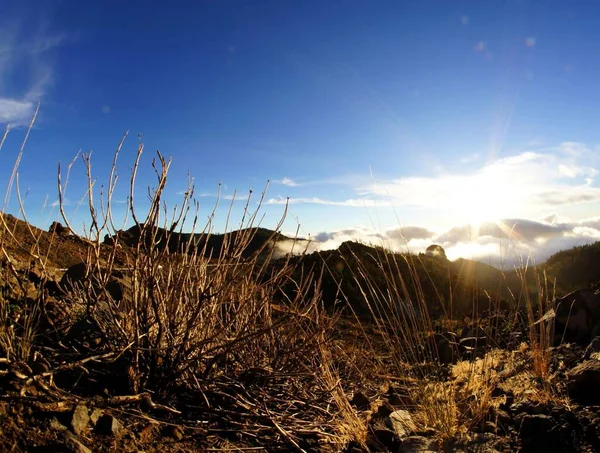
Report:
0,19,66,125
269,145,600,226
273,177,298,187
267,196,391,207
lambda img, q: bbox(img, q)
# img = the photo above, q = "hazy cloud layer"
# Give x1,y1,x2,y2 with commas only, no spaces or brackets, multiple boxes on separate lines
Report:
292,216,600,269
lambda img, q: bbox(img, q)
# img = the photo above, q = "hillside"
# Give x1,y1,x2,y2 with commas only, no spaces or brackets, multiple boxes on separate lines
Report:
279,241,517,319
540,241,600,294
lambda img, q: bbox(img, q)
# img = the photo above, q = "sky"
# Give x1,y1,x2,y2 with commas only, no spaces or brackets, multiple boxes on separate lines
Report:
1,0,600,268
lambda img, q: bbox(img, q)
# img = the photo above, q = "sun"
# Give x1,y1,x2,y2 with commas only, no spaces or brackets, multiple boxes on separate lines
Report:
450,170,520,228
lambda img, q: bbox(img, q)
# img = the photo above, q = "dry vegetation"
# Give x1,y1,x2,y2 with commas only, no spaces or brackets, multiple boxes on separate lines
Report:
1,114,598,453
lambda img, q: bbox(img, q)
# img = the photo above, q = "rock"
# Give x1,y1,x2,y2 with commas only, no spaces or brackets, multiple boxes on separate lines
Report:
105,277,124,302
370,428,401,452
70,403,89,435
465,433,505,452
425,244,446,259
49,221,69,236
459,336,487,349
518,414,563,453
64,435,92,453
89,408,103,425
583,336,600,360
554,289,600,344
95,414,122,436
50,417,67,431
60,263,88,292
387,410,416,439
494,409,512,431
66,318,103,350
398,436,437,453
373,400,394,418
460,325,487,340
139,423,159,444
567,360,600,404
162,425,184,440
60,262,123,302
350,390,370,410
431,333,460,364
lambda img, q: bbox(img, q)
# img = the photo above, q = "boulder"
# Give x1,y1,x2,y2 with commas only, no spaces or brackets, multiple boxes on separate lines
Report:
459,336,487,349
350,390,370,410
64,435,92,453
70,403,89,435
517,414,563,453
430,332,460,364
583,336,600,360
60,262,124,302
398,436,437,453
49,221,69,236
554,289,600,344
387,410,416,439
567,360,600,404
95,414,123,437
60,263,88,292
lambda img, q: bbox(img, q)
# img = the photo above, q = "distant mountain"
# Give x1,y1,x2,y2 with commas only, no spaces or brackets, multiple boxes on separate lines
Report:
104,224,308,259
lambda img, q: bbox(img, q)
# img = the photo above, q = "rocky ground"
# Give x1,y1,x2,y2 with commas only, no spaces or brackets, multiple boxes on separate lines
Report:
2,215,600,452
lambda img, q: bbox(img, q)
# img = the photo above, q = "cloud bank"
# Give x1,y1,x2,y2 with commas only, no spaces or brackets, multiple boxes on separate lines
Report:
288,216,600,269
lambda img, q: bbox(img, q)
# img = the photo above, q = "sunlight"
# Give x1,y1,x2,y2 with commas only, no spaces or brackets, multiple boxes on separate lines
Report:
450,168,520,227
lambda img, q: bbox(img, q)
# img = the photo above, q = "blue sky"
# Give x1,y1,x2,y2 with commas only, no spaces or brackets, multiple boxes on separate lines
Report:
2,0,600,266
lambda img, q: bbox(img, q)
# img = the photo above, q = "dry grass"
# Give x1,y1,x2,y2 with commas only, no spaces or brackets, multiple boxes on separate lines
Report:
516,259,555,378
0,116,359,449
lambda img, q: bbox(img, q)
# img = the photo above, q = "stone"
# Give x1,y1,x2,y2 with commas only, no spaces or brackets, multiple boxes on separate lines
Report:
70,403,89,435
518,414,563,453
162,425,184,440
49,221,69,236
350,390,370,410
64,436,92,453
466,433,505,452
567,360,600,404
139,423,159,444
60,262,88,293
373,400,394,418
583,336,600,360
60,262,123,302
554,289,600,344
398,436,437,453
459,336,487,349
89,408,103,425
50,417,67,431
387,410,416,439
95,414,123,436
370,428,400,452
431,333,460,364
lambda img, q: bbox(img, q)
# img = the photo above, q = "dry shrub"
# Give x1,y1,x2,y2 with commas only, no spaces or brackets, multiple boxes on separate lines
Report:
50,137,334,395
0,117,359,449
0,111,46,364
